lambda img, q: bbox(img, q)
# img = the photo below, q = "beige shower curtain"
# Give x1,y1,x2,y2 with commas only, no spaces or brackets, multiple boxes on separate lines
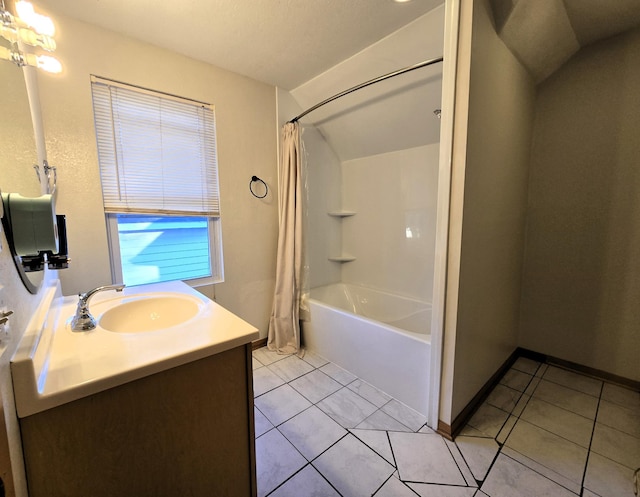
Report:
268,122,303,354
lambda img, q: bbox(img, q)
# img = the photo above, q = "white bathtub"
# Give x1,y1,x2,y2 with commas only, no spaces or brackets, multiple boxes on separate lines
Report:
301,283,431,416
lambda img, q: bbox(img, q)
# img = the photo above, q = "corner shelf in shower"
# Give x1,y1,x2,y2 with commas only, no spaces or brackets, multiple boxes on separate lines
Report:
328,255,356,263
327,211,356,218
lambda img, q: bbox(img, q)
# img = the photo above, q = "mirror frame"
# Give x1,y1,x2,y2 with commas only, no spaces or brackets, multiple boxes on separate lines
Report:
1,207,40,293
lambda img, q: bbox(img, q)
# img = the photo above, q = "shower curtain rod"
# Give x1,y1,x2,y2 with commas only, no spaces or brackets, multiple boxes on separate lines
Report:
288,56,444,123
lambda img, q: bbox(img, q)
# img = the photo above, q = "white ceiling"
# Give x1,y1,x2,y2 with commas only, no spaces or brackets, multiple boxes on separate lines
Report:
35,0,443,90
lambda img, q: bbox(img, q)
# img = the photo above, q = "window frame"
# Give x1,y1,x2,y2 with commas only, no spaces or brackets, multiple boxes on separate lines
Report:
105,214,223,288
92,75,224,288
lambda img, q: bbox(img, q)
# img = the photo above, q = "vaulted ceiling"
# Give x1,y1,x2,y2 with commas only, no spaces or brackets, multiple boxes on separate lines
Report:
491,0,640,83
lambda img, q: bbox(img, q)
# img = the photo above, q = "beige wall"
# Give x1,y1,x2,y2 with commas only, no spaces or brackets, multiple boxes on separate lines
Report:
34,10,278,336
441,0,535,423
519,27,640,381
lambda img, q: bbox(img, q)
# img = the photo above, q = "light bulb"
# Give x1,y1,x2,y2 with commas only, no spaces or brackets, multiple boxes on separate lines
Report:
15,1,55,36
21,52,61,73
32,53,61,73
15,1,35,21
32,13,54,37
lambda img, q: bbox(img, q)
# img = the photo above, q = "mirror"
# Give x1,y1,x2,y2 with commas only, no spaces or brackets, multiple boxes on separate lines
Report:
0,36,45,293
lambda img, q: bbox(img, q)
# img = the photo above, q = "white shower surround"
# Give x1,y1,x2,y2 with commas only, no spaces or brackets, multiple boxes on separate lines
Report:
302,283,431,416
285,3,450,426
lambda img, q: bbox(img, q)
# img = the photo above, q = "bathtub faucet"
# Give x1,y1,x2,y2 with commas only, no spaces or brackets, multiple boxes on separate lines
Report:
71,284,126,332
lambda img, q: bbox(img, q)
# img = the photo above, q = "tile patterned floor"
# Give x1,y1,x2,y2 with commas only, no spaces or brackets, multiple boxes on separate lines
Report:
253,348,640,497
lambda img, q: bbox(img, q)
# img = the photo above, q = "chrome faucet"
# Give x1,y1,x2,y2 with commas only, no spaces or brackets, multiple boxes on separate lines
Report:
70,284,125,331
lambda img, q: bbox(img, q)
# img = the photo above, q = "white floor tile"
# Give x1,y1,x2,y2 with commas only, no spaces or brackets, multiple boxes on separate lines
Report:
252,352,638,497
313,434,395,497
317,387,377,428
256,429,307,497
584,452,637,497
534,363,548,378
267,355,315,382
504,420,588,487
486,385,522,413
348,379,392,408
520,396,594,448
512,357,541,375
253,365,286,397
542,365,602,397
301,350,329,369
499,369,533,392
597,400,640,438
320,362,357,385
511,394,531,417
254,406,273,438
532,379,599,419
350,429,395,465
458,425,493,438
467,403,510,438
523,376,541,396
408,483,477,497
389,432,466,485
289,369,342,404
278,406,347,460
445,439,478,487
601,383,640,410
591,422,640,470
496,415,517,445
356,410,412,432
381,399,427,432
254,384,312,426
455,436,500,481
374,475,417,496
419,425,438,434
481,454,577,497
269,464,340,497
253,347,289,366
501,446,582,494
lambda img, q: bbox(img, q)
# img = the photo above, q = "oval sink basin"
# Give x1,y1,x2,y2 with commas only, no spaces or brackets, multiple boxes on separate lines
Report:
99,294,203,333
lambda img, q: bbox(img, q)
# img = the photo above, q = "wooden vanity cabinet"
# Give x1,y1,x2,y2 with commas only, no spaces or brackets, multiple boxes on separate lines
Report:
19,344,257,497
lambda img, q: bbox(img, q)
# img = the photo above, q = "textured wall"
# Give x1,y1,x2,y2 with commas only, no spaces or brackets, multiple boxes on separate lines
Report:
441,0,536,423
33,10,278,336
519,27,640,381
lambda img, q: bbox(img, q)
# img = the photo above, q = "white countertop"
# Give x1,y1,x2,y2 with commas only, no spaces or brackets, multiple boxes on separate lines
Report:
11,279,259,418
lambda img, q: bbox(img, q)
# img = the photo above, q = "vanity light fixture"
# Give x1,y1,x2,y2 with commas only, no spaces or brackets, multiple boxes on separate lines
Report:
0,44,60,72
0,0,61,73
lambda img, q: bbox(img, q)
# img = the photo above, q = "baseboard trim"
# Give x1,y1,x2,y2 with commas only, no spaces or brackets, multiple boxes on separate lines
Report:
251,338,267,350
518,348,640,391
442,348,520,439
437,347,639,440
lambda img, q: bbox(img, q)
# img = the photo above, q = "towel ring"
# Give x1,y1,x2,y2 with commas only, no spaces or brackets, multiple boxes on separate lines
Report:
249,176,268,199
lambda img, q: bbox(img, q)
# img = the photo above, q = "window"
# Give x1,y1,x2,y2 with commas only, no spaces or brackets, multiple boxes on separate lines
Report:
91,76,223,287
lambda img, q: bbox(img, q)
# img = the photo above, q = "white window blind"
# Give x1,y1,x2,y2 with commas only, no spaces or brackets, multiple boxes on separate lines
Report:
91,76,220,216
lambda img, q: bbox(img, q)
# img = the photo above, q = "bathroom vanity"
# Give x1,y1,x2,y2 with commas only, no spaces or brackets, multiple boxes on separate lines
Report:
11,280,259,497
